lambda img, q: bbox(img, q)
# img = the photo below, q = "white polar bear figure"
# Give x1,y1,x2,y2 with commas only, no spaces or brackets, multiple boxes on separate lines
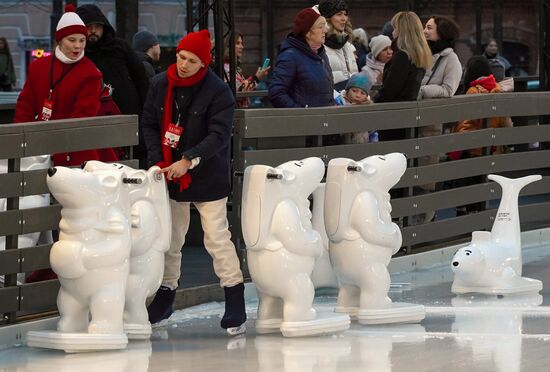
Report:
27,166,132,352
83,161,171,339
0,156,52,251
310,184,338,289
451,174,542,295
325,153,425,325
242,157,350,337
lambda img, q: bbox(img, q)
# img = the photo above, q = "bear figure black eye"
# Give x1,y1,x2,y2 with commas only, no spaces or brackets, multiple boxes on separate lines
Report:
466,252,470,255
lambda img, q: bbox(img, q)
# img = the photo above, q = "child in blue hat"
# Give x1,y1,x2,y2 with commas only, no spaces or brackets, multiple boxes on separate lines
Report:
335,73,379,143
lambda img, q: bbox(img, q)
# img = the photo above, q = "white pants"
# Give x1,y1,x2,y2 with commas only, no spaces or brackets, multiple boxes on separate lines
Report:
163,197,244,289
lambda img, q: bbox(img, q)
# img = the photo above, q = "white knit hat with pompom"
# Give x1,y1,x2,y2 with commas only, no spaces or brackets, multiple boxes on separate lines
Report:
55,4,88,42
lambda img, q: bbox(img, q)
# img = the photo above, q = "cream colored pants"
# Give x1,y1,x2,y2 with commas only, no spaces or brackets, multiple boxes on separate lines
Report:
163,197,244,289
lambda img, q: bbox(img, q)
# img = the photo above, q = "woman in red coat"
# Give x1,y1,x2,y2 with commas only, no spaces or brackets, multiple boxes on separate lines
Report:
16,5,118,283
14,5,117,167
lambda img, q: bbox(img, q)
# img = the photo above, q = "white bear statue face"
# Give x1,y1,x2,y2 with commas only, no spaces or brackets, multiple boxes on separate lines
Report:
452,246,485,282
277,158,325,200
358,153,407,192
46,167,126,209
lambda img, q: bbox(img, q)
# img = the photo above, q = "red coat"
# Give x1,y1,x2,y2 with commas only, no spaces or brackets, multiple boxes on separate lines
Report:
15,55,118,166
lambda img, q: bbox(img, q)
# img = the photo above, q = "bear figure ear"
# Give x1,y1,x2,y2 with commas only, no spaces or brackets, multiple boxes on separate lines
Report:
281,169,296,183
99,174,120,190
364,163,377,176
132,170,148,186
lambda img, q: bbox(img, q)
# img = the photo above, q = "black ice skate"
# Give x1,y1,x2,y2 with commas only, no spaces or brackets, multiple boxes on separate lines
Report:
220,283,247,336
147,285,176,327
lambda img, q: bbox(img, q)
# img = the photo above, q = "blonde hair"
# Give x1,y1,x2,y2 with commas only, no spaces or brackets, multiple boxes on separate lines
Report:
305,16,328,42
391,11,432,69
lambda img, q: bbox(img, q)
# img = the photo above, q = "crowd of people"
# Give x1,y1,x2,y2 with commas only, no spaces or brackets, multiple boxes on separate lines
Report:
5,0,520,334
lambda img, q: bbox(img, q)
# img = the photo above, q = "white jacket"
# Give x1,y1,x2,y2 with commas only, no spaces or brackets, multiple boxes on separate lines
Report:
419,47,462,99
325,41,358,85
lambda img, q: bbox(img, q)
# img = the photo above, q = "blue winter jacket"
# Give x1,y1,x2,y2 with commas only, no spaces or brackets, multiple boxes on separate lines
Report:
269,35,335,108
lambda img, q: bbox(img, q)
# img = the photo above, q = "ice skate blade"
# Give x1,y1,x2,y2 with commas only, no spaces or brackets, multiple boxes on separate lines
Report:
27,330,128,353
280,312,350,337
357,303,425,325
255,318,283,334
226,324,246,336
452,277,543,295
124,323,152,340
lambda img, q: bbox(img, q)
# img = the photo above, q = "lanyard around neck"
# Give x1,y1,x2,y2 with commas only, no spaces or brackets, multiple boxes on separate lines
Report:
49,57,77,100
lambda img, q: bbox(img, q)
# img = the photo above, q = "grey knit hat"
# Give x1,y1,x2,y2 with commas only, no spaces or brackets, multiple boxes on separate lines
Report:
318,0,348,18
369,35,392,59
132,30,159,52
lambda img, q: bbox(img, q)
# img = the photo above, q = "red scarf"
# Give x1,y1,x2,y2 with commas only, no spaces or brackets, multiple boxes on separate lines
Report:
160,64,207,191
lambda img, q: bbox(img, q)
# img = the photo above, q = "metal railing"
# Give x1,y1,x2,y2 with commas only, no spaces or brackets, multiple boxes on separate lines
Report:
230,91,550,254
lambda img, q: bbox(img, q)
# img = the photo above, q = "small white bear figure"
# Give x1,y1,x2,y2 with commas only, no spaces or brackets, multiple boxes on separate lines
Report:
83,161,171,339
325,153,424,324
242,157,349,337
46,166,131,336
451,174,543,295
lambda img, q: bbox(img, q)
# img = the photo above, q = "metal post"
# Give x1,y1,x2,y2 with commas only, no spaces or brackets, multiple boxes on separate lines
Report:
476,0,483,54
199,0,209,30
493,0,504,52
228,0,236,96
50,0,63,49
541,0,550,92
187,0,194,33
214,0,224,77
188,0,235,90
266,0,274,68
116,0,139,44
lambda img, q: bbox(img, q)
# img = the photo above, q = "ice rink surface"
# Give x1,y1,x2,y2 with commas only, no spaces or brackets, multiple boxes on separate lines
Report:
2,243,550,372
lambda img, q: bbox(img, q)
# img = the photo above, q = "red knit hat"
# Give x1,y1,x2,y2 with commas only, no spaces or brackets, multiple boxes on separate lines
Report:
176,30,212,66
55,4,88,42
293,8,321,38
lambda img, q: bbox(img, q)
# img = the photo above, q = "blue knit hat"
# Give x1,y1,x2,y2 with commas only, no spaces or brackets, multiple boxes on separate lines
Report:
345,73,372,94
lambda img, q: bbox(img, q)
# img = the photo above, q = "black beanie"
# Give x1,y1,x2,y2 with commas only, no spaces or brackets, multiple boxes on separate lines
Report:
132,30,159,52
318,0,348,18
463,56,492,89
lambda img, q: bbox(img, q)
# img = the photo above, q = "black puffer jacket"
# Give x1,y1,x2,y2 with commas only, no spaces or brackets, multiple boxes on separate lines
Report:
76,4,149,116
